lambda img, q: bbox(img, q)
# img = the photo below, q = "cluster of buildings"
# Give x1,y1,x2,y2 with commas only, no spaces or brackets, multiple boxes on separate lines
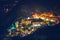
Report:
7,13,60,37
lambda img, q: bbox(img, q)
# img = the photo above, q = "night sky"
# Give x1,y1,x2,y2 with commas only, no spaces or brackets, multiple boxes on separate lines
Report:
0,0,60,40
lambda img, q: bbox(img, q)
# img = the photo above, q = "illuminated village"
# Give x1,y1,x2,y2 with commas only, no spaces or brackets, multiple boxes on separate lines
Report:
7,12,60,37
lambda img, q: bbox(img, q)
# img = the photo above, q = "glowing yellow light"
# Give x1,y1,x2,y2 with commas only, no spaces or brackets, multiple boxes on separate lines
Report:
28,32,31,34
16,25,18,27
15,21,19,27
27,17,30,19
49,15,53,17
32,29,34,31
46,18,49,21
35,16,39,19
41,17,45,20
32,13,40,19
50,20,54,22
